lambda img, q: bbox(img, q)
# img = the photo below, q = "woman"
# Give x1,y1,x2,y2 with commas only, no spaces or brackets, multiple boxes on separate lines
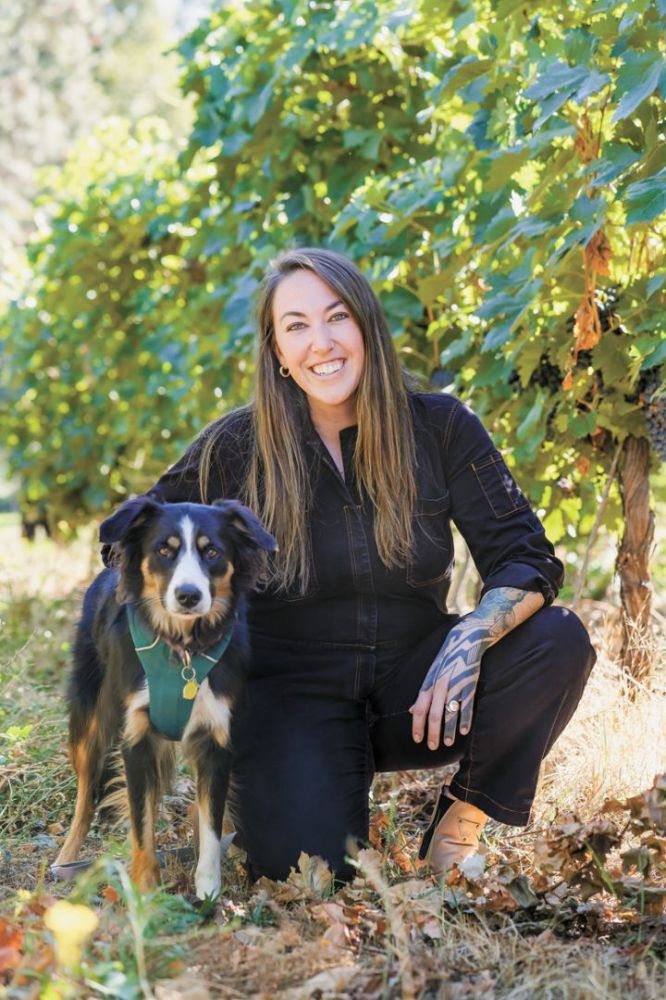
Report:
133,247,596,882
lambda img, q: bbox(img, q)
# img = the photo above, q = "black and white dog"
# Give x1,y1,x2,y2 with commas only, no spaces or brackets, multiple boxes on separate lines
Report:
55,495,276,899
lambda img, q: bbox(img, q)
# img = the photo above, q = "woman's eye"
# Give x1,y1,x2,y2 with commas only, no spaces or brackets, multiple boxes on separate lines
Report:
330,311,349,322
286,321,305,332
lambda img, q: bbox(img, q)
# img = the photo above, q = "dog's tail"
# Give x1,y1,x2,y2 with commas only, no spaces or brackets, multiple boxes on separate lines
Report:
97,742,177,828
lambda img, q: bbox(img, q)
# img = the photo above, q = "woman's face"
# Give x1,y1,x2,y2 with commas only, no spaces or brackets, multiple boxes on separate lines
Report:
272,269,365,427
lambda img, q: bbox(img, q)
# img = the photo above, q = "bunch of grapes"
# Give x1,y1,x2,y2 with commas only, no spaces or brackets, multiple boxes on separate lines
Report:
638,366,666,462
508,355,563,392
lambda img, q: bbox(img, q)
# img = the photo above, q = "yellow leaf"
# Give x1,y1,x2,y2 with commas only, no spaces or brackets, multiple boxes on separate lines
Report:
44,901,98,968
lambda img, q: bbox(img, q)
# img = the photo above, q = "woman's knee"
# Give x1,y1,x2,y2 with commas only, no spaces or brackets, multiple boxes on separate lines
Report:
526,604,596,683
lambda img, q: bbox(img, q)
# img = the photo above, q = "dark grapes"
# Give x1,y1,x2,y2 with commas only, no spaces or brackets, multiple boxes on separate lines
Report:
639,366,666,462
507,355,563,394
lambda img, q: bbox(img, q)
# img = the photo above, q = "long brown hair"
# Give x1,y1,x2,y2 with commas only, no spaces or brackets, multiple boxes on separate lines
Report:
200,247,417,594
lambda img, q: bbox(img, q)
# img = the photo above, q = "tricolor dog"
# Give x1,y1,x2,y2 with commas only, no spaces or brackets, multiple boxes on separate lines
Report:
55,496,276,899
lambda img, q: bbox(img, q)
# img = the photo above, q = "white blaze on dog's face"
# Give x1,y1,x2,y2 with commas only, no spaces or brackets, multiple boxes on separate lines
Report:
140,510,235,629
164,516,212,615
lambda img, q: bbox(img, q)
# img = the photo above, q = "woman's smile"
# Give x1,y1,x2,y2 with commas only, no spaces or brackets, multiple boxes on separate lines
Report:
310,358,345,377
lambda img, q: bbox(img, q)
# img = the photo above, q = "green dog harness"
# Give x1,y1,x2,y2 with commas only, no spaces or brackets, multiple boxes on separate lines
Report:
127,604,236,742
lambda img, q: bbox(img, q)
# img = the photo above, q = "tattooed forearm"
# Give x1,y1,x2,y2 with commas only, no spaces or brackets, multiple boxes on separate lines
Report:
475,587,545,643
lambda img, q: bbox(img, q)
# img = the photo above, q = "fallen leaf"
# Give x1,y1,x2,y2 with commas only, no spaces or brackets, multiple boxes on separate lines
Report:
279,964,360,999
43,900,99,968
320,921,349,950
0,919,23,975
155,976,211,1000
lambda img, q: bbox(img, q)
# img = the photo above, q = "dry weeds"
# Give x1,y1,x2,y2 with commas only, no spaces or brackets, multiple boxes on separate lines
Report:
1,518,665,998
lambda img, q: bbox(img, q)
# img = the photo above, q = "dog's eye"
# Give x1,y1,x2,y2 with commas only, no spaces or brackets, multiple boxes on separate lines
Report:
203,546,219,560
158,544,174,558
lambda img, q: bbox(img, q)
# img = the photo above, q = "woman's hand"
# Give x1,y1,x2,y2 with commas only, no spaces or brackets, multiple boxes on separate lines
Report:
409,587,545,749
409,620,489,748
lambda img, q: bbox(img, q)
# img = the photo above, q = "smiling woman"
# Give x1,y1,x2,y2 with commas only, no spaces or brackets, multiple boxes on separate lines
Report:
272,269,366,474
121,246,596,885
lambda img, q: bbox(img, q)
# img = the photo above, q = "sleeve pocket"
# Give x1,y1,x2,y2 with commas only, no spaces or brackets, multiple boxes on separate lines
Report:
471,452,530,520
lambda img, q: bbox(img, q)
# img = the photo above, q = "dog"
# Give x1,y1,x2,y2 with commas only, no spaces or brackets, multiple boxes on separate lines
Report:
55,494,276,899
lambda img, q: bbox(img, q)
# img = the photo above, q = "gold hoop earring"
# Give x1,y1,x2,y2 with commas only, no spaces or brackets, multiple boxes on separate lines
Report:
279,365,290,378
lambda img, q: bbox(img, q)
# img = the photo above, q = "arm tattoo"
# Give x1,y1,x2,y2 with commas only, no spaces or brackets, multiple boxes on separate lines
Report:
476,586,544,641
420,587,544,694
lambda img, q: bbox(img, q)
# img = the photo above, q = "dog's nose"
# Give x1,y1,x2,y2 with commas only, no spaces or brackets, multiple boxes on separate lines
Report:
175,585,203,609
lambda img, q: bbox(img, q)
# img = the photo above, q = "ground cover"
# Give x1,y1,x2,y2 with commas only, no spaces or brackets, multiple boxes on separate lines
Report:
1,516,665,999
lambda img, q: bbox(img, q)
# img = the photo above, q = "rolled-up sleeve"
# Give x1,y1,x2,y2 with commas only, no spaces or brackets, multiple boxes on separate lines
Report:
443,399,563,605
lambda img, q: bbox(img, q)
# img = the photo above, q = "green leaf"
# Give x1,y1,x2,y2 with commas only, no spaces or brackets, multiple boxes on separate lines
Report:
623,169,666,224
516,393,546,443
646,273,665,299
588,144,642,187
563,27,599,65
245,82,274,126
612,51,665,122
524,62,589,102
382,286,424,322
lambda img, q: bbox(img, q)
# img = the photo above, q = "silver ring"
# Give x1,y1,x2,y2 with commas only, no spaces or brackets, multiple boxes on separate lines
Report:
445,699,460,714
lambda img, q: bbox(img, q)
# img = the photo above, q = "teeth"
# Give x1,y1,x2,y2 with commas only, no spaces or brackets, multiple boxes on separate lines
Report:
312,360,344,376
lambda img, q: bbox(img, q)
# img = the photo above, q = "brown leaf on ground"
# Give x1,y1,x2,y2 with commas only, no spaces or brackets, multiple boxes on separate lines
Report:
9,945,55,988
277,964,361,999
0,919,24,976
319,920,349,950
254,852,333,905
622,773,666,833
154,976,211,1000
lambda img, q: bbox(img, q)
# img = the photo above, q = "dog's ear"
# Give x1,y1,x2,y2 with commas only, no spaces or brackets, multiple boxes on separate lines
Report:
212,500,278,552
99,495,162,544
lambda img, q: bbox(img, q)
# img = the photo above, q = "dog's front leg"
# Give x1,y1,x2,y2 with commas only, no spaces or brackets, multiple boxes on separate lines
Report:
122,689,168,892
185,732,232,900
195,737,232,900
123,734,162,891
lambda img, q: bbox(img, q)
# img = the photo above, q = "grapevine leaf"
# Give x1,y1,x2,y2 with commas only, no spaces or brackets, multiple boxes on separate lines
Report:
611,51,665,122
623,169,666,225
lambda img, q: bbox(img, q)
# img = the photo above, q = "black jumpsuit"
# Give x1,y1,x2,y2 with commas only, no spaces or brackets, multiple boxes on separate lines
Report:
147,391,596,881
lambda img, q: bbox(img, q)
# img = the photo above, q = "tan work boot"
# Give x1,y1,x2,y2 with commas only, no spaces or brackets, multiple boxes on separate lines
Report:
419,784,487,876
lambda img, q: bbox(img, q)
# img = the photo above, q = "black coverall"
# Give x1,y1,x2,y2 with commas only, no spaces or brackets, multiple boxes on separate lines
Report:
145,391,596,881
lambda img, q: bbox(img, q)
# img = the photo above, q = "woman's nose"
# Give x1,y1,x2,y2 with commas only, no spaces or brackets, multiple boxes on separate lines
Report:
310,321,334,352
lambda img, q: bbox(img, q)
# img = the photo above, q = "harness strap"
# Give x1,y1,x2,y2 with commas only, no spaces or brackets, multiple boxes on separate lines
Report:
127,604,236,741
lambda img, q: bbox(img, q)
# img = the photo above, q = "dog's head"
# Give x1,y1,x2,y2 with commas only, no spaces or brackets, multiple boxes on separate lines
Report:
99,496,277,640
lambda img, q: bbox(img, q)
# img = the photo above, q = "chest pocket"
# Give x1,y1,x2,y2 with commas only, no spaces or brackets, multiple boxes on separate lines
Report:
406,491,453,588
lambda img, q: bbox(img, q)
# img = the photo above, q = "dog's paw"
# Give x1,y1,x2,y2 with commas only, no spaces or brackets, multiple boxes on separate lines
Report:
194,866,221,901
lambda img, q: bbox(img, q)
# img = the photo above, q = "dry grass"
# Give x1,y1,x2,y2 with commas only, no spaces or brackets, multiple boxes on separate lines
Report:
1,515,665,998
534,608,666,826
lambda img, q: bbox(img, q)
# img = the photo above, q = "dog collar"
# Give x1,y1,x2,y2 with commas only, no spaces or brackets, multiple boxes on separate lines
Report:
127,605,236,742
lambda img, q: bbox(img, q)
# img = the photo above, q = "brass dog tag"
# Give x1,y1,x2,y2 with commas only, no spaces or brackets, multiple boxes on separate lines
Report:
182,679,199,700
180,659,198,700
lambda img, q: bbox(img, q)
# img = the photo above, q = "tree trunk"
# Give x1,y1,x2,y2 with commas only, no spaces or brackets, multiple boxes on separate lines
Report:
616,435,655,683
